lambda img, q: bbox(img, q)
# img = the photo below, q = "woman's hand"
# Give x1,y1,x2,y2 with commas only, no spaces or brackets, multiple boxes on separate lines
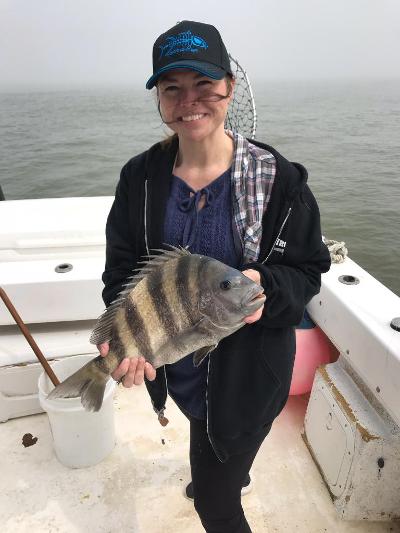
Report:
242,269,265,324
98,342,156,387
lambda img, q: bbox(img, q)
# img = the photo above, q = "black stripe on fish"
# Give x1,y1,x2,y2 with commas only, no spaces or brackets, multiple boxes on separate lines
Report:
124,301,154,361
108,327,128,367
148,269,180,339
176,255,199,325
95,354,112,374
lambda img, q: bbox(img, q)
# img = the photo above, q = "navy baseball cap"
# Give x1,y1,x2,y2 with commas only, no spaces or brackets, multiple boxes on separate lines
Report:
146,21,232,90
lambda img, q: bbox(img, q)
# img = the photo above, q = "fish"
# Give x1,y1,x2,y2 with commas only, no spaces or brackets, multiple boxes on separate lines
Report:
47,246,266,412
159,30,208,58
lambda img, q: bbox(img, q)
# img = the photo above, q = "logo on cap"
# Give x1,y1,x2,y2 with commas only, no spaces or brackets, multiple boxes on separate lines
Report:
159,30,208,59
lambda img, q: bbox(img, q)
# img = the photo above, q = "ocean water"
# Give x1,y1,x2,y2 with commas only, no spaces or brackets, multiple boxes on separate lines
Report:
0,80,399,296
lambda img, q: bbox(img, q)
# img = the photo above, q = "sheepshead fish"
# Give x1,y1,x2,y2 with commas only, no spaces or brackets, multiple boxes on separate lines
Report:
48,247,266,412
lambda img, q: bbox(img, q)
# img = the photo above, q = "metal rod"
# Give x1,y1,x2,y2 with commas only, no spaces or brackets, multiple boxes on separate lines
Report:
0,287,60,386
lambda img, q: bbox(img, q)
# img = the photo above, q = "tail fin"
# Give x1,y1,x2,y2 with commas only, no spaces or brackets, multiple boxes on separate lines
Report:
47,360,109,412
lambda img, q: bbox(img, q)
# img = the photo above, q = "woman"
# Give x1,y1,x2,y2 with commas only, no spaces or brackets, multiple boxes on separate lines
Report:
100,20,331,533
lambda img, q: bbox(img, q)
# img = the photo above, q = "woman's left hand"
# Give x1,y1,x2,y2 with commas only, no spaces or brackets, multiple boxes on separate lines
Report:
242,269,265,324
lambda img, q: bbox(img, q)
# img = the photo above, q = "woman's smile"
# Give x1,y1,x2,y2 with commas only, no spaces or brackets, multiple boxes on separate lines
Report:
180,113,206,122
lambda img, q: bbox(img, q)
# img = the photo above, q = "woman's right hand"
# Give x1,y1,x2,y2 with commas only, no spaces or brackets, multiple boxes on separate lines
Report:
98,342,156,386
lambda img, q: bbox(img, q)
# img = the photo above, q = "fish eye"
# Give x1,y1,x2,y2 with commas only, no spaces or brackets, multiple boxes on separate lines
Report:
220,280,231,290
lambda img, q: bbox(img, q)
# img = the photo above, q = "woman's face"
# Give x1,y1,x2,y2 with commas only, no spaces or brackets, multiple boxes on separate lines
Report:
157,69,234,142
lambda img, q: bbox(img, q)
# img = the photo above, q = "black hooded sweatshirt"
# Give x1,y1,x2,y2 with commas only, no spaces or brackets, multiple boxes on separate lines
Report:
102,137,331,462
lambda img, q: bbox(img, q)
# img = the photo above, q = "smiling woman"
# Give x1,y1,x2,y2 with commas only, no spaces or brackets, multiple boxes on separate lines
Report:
156,70,234,150
97,19,330,533
155,72,234,156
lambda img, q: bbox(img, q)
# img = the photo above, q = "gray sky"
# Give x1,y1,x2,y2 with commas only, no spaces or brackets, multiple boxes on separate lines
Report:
1,0,399,89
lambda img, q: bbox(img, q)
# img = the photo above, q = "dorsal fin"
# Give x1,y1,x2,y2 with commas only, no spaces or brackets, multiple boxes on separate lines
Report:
89,245,191,345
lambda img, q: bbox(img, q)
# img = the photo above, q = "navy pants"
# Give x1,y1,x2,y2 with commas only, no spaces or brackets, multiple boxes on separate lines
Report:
189,415,261,533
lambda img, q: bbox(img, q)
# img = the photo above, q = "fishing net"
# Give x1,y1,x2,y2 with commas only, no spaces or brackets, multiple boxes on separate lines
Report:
225,55,257,139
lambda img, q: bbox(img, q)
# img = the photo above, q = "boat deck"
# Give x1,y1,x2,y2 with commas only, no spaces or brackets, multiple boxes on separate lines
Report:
1,385,398,533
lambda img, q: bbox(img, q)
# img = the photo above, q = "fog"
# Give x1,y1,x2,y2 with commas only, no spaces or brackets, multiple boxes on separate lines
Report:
1,0,399,90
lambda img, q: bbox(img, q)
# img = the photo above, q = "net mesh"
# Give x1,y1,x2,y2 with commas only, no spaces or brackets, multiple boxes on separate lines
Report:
225,55,257,139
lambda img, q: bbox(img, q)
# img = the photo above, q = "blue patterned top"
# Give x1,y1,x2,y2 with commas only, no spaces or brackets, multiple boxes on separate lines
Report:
163,169,241,419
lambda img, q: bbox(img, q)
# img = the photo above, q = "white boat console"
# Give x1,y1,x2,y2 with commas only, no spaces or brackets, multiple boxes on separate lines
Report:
306,259,400,520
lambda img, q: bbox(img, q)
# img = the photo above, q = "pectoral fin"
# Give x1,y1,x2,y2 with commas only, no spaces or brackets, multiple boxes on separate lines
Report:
193,345,217,367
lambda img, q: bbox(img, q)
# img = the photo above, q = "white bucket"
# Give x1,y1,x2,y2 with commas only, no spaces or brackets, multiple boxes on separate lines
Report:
38,354,116,468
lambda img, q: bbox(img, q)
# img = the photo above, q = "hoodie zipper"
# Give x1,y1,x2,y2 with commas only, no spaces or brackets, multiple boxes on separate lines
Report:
205,354,225,462
261,205,293,265
144,179,150,257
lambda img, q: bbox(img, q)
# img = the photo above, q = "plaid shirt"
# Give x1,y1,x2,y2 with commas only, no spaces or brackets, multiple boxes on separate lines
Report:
227,130,276,263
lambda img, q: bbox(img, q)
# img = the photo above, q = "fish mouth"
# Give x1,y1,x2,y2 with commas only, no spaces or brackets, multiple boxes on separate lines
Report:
243,285,266,313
